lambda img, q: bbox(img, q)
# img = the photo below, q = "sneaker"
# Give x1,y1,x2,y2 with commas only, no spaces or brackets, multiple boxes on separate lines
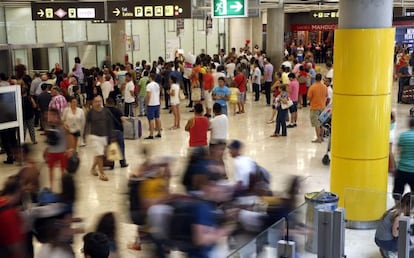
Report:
287,124,294,128
144,136,154,140
3,159,14,164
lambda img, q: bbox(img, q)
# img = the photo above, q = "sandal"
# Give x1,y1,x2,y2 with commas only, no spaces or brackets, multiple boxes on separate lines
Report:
266,120,275,124
91,170,98,176
127,242,141,251
98,174,108,181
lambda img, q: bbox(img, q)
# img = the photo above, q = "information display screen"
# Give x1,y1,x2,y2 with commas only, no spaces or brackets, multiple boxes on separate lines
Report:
0,92,17,123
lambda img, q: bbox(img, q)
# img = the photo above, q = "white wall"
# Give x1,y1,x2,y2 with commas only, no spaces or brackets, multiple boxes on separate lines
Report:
128,18,226,64
36,21,63,44
149,20,166,62
131,20,150,62
48,48,62,71
87,22,109,41
0,8,7,44
5,7,36,44
63,21,87,42
79,45,97,69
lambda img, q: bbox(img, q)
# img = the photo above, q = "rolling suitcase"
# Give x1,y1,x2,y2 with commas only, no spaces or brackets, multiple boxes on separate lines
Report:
124,117,142,139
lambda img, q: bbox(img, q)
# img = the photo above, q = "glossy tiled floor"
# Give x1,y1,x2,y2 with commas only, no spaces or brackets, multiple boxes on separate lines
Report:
0,83,409,258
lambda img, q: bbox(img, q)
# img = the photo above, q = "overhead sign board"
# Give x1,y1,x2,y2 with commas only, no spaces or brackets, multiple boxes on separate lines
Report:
310,10,339,19
31,2,105,20
106,0,191,20
291,24,337,32
212,0,248,18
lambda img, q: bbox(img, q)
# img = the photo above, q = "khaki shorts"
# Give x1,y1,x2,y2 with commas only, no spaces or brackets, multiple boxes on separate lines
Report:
310,109,323,127
204,91,213,109
89,135,107,156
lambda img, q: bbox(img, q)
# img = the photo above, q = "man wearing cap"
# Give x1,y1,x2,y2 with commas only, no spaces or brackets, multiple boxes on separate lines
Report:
227,140,256,191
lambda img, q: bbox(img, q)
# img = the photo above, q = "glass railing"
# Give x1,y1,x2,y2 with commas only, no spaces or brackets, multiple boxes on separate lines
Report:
227,189,408,258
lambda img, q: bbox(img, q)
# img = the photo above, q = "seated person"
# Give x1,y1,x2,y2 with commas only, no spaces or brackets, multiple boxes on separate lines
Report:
375,192,414,258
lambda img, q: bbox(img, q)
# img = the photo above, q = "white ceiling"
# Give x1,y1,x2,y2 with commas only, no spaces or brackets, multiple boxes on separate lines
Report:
1,0,414,13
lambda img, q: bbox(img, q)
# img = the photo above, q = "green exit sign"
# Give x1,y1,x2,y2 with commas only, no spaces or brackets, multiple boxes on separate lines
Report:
212,0,248,18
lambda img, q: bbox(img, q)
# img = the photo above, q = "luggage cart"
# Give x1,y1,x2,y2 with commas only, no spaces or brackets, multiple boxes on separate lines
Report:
318,104,332,166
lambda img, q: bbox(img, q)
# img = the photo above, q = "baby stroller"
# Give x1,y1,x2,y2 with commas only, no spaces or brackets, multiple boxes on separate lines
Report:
319,104,332,165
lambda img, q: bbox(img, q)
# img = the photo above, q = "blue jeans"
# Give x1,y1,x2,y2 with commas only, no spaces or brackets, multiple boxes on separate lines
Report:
253,83,260,101
275,107,287,136
125,102,134,117
138,95,146,115
113,130,126,165
221,105,228,116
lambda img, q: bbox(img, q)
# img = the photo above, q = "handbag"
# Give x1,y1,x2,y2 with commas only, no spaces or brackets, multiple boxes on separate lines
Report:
67,151,80,174
191,87,201,101
281,98,293,110
106,142,122,161
179,90,186,100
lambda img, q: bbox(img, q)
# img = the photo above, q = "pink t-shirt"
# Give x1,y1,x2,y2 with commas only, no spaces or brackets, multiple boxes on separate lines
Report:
288,80,299,102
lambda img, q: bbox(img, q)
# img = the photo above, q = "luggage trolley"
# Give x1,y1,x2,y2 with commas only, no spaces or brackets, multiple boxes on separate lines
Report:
318,104,332,165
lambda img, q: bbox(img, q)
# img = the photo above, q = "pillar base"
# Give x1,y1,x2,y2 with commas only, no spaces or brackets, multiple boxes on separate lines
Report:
346,220,379,230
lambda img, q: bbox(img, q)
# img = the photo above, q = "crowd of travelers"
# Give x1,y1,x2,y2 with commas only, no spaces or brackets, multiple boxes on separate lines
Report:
1,42,413,258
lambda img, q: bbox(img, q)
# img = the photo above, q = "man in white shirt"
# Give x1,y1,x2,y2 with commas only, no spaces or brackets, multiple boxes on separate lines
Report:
326,61,334,80
281,57,292,71
324,77,333,106
227,140,256,190
145,73,162,139
213,65,226,87
101,74,112,105
252,61,261,101
226,59,236,79
124,73,135,117
209,103,228,144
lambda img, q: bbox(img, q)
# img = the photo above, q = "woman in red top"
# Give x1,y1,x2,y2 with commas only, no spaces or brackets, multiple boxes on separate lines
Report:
297,65,309,108
0,176,27,258
185,103,209,147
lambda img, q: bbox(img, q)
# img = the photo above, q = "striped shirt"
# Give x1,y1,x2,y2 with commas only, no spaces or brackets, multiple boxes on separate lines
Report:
49,94,68,115
398,129,414,172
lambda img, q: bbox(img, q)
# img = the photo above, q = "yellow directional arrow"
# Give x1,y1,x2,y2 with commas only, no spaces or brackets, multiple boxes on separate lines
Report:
113,8,121,16
37,9,44,17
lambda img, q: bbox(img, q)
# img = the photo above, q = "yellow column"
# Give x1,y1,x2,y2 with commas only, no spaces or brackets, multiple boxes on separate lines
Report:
330,29,395,226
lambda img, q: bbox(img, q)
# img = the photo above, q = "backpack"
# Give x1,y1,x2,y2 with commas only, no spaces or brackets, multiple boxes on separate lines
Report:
46,128,60,146
167,198,198,251
33,188,66,243
128,178,146,225
298,75,307,84
249,163,272,196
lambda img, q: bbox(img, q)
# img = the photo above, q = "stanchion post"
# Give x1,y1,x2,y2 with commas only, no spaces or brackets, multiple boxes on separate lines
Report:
332,208,346,258
398,216,410,258
277,240,295,258
317,210,333,258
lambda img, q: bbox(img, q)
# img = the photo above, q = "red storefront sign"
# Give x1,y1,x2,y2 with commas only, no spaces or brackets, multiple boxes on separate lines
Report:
291,24,338,31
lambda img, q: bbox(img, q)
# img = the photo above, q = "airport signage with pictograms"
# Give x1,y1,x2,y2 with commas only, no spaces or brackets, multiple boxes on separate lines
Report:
310,10,339,19
106,0,192,20
31,2,105,20
212,0,248,18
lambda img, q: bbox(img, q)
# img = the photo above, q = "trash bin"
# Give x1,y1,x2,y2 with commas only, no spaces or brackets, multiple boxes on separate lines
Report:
304,191,339,253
